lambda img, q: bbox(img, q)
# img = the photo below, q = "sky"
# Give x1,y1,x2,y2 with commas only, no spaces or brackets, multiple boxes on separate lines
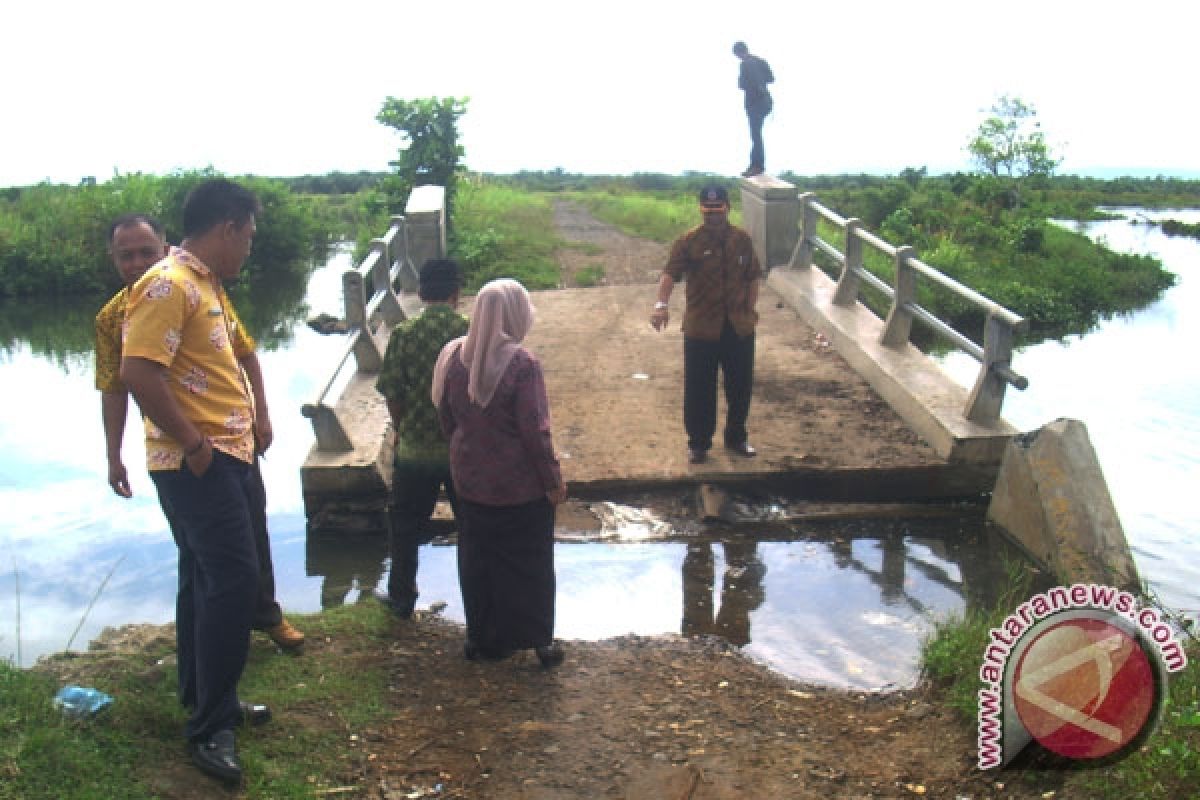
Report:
2,0,1196,187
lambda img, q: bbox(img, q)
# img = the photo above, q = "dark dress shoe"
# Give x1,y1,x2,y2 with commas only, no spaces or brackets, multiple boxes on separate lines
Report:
373,588,416,618
725,441,757,458
238,702,271,727
536,642,565,668
688,448,708,464
190,729,242,784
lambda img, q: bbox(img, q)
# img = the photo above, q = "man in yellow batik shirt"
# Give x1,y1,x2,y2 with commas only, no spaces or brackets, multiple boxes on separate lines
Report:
120,181,282,785
96,214,303,661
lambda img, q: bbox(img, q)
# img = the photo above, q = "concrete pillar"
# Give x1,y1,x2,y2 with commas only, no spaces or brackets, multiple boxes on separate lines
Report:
739,175,800,270
987,418,1140,591
403,185,446,286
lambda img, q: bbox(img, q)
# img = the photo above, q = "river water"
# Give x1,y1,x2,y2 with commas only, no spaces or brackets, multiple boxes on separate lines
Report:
939,207,1200,619
1,211,1195,689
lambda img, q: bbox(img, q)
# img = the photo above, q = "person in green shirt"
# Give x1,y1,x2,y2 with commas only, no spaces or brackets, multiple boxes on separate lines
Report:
374,259,469,617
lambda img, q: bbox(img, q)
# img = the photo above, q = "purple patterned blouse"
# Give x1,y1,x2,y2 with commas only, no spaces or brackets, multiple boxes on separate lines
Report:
438,347,562,506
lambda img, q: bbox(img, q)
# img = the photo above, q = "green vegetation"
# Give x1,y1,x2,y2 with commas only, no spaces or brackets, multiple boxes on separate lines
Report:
0,170,337,301
1161,218,1200,239
449,178,561,290
573,264,606,288
375,96,468,229
921,575,1200,799
0,603,395,799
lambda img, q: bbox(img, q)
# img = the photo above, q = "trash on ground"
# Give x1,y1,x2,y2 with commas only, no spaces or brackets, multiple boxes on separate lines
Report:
54,685,113,718
590,502,673,541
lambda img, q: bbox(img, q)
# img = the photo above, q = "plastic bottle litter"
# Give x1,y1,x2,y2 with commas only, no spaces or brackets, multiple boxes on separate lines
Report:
53,685,114,719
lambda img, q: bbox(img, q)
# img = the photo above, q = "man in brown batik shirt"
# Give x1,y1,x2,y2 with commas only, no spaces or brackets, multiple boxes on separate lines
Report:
650,184,762,464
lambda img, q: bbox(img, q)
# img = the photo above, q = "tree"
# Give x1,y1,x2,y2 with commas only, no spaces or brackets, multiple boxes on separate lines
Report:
968,95,1060,209
375,96,468,224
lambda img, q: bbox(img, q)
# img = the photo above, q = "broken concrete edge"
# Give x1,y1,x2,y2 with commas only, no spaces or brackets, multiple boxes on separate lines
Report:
565,464,998,503
986,418,1143,595
766,266,1018,464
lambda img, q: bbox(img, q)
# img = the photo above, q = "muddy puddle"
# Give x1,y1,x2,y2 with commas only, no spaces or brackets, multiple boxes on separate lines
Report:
304,488,1026,691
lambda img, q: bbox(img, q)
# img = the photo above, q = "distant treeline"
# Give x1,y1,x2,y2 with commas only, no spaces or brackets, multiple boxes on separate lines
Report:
488,169,1184,341
2,168,1192,344
0,170,338,299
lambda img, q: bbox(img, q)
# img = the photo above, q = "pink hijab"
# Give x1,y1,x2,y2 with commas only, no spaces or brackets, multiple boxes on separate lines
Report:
432,278,535,409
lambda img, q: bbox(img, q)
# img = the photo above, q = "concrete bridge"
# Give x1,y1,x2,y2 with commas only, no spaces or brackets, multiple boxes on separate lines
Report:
300,177,1030,535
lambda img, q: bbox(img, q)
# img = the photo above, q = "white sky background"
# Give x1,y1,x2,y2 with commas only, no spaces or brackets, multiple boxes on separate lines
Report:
1,0,1196,187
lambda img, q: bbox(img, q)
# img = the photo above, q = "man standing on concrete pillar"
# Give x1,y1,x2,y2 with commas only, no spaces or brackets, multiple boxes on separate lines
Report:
650,185,763,464
733,41,774,177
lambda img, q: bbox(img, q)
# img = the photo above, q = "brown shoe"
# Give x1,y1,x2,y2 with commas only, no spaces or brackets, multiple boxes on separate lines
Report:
264,619,304,649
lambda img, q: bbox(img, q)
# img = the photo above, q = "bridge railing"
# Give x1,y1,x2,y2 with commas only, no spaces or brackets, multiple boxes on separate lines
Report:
790,191,1028,424
301,216,414,452
301,185,447,453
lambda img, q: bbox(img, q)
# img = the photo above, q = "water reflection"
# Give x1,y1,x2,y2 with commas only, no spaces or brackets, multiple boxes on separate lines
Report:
305,534,386,610
681,539,765,646
297,502,1027,690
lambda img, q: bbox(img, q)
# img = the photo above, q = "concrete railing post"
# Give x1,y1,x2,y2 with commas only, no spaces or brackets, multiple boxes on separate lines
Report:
966,314,1016,424
739,176,800,270
302,403,354,452
404,186,447,283
343,270,383,372
369,238,405,326
390,214,419,295
788,192,818,269
881,246,916,348
344,268,367,329
832,219,863,306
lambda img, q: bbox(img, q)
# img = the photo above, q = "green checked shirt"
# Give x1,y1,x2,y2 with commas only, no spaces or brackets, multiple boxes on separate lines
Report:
376,304,469,464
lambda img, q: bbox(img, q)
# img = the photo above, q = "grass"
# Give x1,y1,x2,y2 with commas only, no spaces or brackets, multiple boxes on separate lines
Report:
450,178,563,290
573,264,606,288
0,602,395,799
566,189,744,243
920,571,1200,799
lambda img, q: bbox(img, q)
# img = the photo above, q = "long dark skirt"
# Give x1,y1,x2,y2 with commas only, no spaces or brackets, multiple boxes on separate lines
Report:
456,496,556,654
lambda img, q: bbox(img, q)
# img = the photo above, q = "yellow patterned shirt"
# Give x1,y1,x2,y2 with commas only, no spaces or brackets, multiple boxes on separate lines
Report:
122,249,257,470
94,283,255,393
95,287,133,393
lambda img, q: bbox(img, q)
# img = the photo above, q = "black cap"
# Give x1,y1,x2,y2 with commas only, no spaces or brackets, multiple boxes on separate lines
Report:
698,185,729,208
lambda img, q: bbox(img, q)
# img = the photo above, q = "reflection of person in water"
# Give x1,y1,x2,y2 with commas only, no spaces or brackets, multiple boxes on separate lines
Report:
681,539,766,646
305,534,387,610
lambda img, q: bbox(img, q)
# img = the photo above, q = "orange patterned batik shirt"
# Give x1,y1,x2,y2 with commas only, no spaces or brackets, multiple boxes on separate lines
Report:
122,249,257,470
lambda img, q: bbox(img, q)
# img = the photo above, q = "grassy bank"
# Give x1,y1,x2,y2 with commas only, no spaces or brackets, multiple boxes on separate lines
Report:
921,580,1200,799
1,603,396,799
448,178,562,290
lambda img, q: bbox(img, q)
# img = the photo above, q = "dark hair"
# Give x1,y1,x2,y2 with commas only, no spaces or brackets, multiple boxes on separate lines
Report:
418,258,462,302
181,179,261,238
732,41,748,56
107,212,165,244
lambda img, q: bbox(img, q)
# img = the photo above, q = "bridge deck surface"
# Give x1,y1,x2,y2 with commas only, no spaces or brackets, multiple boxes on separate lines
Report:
525,283,955,496
303,202,1000,516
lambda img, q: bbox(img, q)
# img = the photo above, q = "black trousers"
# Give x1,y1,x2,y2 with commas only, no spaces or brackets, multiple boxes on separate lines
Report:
160,459,281,669
247,461,283,630
683,320,755,452
456,497,556,653
387,460,458,602
152,451,258,742
746,100,771,170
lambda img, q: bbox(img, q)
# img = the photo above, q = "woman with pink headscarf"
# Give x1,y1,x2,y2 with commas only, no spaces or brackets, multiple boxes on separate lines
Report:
432,279,567,667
